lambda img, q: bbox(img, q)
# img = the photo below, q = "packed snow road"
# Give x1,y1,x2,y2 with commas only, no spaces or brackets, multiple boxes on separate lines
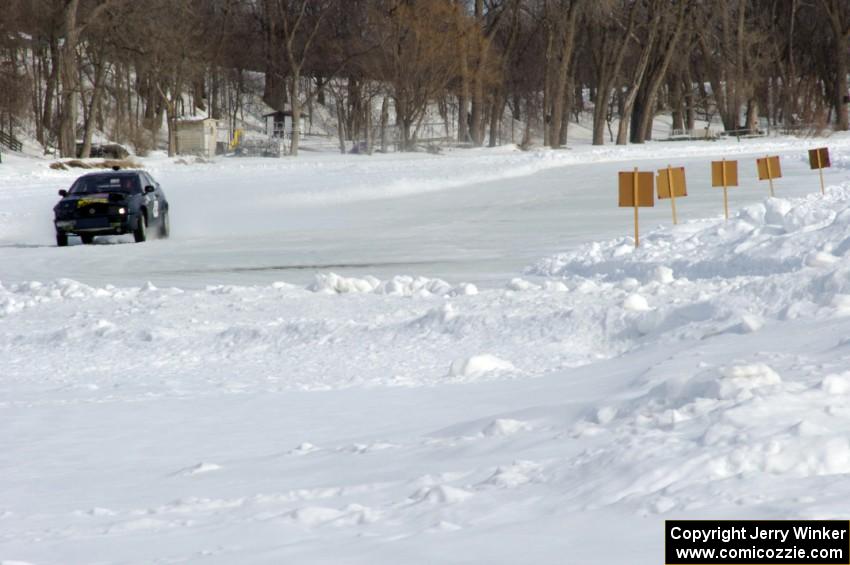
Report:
1,138,847,287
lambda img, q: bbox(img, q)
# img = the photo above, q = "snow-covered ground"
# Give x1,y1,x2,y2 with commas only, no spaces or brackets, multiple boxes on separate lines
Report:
3,136,850,564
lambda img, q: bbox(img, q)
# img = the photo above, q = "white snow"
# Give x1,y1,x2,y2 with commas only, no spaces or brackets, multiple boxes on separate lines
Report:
450,354,516,378
4,136,850,563
821,373,850,395
623,293,651,311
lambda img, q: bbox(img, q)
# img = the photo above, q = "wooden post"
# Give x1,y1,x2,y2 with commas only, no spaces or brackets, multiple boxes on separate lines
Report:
721,158,729,220
633,166,639,247
765,155,775,197
817,149,825,195
667,165,678,225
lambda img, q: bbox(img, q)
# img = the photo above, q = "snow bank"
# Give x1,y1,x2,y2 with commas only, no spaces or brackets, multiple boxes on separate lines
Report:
449,354,516,378
528,184,850,340
530,188,850,282
308,272,476,297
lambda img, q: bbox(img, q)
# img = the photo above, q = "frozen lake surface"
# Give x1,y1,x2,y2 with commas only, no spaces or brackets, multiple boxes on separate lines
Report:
1,138,844,287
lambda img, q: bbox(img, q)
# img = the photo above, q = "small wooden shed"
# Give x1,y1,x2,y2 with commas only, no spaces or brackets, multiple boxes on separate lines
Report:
175,117,219,158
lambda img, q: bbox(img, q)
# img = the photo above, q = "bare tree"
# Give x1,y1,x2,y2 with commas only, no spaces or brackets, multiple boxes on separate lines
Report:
587,0,638,145
630,0,689,143
56,0,117,157
121,0,209,156
821,0,850,130
1,0,848,157
0,1,30,137
543,0,584,149
260,0,335,156
367,0,462,151
616,1,661,145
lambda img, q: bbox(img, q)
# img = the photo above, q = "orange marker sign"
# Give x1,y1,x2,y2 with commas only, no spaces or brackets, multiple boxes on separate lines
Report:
711,159,739,220
619,168,654,247
656,166,687,225
756,156,781,196
809,147,830,195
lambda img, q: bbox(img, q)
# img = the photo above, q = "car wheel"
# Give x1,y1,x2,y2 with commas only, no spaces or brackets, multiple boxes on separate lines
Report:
81,234,94,244
159,210,170,239
56,231,68,247
134,213,147,243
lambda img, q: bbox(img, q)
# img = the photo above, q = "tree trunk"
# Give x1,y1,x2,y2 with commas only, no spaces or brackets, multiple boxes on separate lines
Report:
470,47,487,146
80,57,108,159
470,0,486,146
542,19,554,147
193,79,206,112
380,96,388,152
746,98,759,132
520,95,532,149
152,86,166,151
684,73,696,130
592,87,610,145
58,0,81,157
732,0,746,130
41,39,61,148
164,98,177,157
670,77,685,131
32,47,46,145
365,98,374,155
488,91,504,147
335,94,346,154
264,70,287,110
457,23,470,143
833,38,850,130
632,3,688,143
347,78,362,143
590,7,636,147
616,10,660,145
559,85,571,146
617,73,648,144
548,2,581,149
630,87,648,144
288,74,301,156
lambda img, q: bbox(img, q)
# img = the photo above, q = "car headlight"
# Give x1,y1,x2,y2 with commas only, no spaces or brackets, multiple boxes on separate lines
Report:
118,208,126,215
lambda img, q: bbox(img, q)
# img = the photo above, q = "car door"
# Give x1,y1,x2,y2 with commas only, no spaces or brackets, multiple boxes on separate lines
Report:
141,172,163,222
153,175,168,214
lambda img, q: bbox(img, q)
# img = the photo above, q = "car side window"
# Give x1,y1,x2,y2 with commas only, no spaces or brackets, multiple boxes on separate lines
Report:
143,173,159,193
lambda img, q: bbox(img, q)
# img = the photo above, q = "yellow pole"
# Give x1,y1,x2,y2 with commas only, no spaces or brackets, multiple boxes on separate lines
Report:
667,165,678,225
722,158,729,220
817,150,825,195
633,166,639,247
766,155,775,197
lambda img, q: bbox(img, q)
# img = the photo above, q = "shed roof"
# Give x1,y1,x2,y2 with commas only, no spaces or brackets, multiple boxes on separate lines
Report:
176,116,218,125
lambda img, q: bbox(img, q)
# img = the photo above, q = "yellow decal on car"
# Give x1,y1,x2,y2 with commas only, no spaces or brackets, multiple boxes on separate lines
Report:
77,198,108,207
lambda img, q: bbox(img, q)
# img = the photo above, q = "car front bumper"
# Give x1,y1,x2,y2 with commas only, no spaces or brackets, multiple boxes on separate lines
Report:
55,214,135,235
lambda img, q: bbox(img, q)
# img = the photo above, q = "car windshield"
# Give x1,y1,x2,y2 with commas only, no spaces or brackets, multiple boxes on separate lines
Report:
68,175,141,195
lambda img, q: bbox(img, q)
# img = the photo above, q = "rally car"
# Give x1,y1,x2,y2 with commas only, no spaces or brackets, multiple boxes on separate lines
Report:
53,169,170,246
